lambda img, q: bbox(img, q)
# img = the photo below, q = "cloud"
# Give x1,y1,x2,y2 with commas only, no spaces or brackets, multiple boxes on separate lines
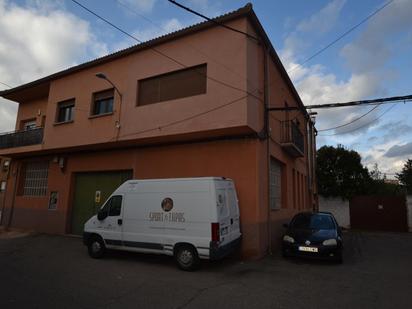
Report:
385,142,412,158
341,0,412,74
360,139,408,175
377,121,412,142
0,0,107,132
297,0,346,34
280,0,412,140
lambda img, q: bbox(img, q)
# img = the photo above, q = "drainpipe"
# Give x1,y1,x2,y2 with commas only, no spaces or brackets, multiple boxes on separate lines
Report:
6,163,19,230
306,120,312,210
0,160,11,226
262,46,272,255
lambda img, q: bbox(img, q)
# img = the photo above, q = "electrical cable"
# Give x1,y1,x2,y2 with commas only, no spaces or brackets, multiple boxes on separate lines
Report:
70,0,263,102
318,103,397,136
111,94,249,141
287,0,394,73
0,81,12,89
168,0,259,41
317,104,380,132
112,0,262,95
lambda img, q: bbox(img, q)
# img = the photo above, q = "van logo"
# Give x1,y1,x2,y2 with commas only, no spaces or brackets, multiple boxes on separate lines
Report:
161,197,174,212
305,240,311,245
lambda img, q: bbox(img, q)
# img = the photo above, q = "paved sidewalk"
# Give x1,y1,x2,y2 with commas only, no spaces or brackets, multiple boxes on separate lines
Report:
0,231,411,309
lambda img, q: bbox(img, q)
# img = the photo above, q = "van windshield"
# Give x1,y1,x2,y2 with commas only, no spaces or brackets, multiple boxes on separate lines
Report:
291,214,335,230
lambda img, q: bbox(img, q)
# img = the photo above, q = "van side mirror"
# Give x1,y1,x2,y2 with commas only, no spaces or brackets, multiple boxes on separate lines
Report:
283,223,289,228
97,210,108,221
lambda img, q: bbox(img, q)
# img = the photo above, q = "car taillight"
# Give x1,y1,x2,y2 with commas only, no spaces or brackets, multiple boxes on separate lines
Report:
211,223,220,242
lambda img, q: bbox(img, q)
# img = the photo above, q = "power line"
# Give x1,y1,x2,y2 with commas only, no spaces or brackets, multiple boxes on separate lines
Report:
304,94,412,110
70,0,262,102
287,0,394,73
317,104,380,132
318,103,397,136
112,0,262,94
168,0,259,41
0,81,12,89
111,94,249,141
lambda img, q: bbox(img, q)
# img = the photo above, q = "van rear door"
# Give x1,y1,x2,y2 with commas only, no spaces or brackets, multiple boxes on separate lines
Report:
226,185,241,242
215,188,231,247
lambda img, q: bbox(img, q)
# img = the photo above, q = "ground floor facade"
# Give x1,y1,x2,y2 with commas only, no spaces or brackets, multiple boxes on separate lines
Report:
0,137,314,259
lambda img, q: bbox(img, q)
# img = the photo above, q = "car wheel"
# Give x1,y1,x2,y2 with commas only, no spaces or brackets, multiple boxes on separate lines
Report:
175,245,200,271
88,236,106,259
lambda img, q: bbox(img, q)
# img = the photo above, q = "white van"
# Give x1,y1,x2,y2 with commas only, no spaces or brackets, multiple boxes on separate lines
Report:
83,177,241,270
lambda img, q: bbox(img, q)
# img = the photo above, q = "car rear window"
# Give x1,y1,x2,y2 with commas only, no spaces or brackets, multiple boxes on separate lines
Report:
291,214,335,230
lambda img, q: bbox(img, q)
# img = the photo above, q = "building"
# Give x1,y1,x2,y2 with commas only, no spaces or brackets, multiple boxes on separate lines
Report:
384,178,399,185
0,4,316,259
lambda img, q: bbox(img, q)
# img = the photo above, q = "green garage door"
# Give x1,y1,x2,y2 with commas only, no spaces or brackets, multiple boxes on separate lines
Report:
71,170,133,235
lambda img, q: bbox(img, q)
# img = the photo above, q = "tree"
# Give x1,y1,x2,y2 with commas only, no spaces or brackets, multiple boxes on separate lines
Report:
368,163,401,196
316,145,371,199
396,159,412,194
370,163,385,181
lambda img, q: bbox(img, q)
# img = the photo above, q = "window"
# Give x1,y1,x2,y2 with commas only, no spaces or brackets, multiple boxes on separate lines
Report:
22,161,48,196
138,64,207,106
291,213,335,230
108,195,122,216
101,195,122,217
269,157,282,210
0,181,6,192
57,99,75,123
22,119,37,130
3,160,10,172
48,191,58,210
92,89,114,116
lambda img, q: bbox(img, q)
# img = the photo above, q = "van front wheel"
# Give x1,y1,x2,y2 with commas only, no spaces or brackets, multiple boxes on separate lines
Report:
175,245,200,271
88,237,106,259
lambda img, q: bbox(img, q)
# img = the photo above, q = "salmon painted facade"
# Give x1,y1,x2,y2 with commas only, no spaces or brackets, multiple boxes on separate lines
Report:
0,4,317,259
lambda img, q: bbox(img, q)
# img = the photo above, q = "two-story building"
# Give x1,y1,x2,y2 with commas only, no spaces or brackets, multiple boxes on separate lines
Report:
0,3,316,259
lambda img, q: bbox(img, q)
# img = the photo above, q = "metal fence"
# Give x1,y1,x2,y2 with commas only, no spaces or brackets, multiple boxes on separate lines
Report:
280,121,304,154
0,127,43,149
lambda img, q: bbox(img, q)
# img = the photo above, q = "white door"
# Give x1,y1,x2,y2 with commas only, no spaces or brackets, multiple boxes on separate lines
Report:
226,187,241,242
121,193,165,252
97,195,124,246
216,188,231,246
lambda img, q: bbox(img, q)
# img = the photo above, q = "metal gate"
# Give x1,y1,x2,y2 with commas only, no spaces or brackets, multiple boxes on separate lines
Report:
70,170,132,235
350,195,408,232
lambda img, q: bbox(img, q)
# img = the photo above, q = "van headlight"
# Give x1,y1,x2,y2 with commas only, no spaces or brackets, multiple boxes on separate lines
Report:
322,239,337,246
283,235,295,243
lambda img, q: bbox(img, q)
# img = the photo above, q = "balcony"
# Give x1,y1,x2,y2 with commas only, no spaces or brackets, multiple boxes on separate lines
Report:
280,120,304,157
0,127,44,149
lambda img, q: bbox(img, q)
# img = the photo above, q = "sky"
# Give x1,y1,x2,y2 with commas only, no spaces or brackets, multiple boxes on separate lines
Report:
0,0,411,177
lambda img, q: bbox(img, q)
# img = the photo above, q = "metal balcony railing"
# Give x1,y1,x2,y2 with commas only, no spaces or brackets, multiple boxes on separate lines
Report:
280,120,304,157
0,127,43,149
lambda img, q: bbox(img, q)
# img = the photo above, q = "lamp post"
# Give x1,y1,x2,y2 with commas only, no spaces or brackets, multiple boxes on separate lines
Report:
95,73,122,100
95,73,123,137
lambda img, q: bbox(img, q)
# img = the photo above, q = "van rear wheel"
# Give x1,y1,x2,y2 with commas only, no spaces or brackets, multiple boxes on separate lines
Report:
88,237,106,259
175,245,200,271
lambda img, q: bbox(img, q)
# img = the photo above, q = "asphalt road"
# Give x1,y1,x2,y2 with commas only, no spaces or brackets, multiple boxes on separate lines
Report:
0,231,411,309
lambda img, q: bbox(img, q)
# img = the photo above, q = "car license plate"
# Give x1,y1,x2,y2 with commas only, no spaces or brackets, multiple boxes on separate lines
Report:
298,246,318,252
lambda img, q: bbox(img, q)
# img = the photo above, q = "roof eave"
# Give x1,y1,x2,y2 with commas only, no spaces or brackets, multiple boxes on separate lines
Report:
0,3,253,101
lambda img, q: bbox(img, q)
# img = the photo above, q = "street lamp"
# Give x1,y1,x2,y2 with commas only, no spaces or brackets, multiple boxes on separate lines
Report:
95,72,123,134
95,72,122,99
